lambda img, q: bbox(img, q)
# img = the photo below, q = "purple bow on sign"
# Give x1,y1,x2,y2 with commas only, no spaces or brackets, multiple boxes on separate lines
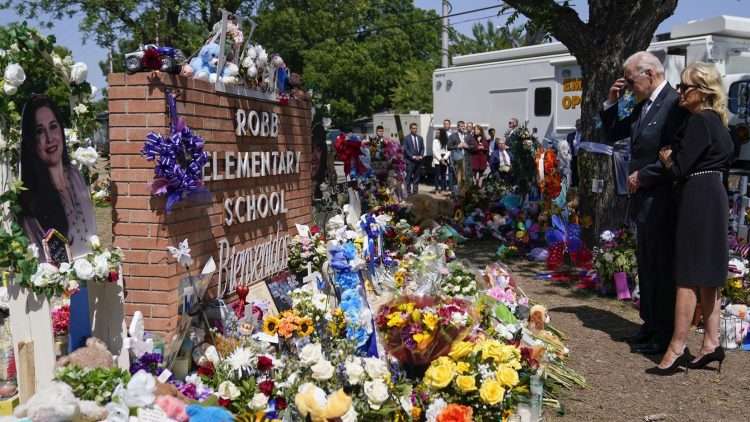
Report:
141,90,210,212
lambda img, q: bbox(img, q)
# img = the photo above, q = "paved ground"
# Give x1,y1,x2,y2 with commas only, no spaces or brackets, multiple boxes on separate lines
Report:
456,239,750,422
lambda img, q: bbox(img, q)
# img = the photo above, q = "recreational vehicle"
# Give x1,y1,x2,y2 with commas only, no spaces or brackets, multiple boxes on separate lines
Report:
433,15,750,167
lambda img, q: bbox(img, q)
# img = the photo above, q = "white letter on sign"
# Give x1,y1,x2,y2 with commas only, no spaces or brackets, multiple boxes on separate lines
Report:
271,113,279,137
261,112,270,137
236,109,247,136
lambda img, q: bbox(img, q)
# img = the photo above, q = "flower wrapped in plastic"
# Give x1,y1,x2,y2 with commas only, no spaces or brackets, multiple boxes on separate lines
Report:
375,295,477,374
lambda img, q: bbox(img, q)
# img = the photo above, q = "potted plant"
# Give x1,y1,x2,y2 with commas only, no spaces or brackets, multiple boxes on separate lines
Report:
593,229,637,300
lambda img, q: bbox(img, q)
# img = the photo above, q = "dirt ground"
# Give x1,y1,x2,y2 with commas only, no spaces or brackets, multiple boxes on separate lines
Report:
456,239,750,422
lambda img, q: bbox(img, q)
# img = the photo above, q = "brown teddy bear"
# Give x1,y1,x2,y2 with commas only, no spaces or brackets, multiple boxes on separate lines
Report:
56,337,113,369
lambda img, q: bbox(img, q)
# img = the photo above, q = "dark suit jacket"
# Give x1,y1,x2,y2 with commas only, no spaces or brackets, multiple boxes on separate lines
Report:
600,83,689,222
601,84,689,188
402,133,425,164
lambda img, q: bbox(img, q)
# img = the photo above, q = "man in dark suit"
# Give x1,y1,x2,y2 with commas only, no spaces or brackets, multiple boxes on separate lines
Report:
565,119,581,187
402,122,425,196
600,51,688,355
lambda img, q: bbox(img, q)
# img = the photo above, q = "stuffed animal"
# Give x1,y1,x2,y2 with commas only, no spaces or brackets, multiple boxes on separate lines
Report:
57,337,113,369
185,405,234,422
155,395,189,422
295,384,353,422
188,43,239,84
14,381,107,422
528,304,549,333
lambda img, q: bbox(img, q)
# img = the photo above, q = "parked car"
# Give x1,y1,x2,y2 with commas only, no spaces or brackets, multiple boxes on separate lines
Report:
125,44,186,74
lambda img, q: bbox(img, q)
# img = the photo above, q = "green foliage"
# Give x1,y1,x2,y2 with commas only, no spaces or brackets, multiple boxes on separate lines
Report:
252,0,442,124
391,60,433,113
55,365,131,405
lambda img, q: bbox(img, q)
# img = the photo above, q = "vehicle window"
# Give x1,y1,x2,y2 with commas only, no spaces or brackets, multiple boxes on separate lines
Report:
729,81,749,116
534,87,552,116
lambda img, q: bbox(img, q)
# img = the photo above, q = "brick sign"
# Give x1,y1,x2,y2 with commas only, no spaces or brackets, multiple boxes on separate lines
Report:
108,73,312,334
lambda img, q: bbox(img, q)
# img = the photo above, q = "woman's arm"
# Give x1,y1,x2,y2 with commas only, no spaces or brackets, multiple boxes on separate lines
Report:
664,113,711,178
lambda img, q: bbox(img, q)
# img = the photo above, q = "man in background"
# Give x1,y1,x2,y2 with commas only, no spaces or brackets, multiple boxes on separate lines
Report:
402,122,425,196
565,119,582,186
447,120,469,194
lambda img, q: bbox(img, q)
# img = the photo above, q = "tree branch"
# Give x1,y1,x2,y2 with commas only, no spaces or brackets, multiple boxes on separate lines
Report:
502,0,590,53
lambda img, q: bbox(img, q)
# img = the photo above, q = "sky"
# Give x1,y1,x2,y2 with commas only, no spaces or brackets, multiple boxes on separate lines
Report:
1,0,748,91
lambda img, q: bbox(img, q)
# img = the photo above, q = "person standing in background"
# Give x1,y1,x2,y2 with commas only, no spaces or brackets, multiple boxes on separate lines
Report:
468,125,489,187
504,117,519,146
432,128,450,194
565,119,582,186
402,122,424,196
447,120,468,194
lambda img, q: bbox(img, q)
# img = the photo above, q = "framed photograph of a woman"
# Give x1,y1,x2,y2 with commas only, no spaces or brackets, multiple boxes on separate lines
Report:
19,94,99,352
19,95,96,263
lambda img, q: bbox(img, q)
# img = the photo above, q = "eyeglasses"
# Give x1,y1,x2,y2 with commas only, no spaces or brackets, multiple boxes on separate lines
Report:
676,83,699,93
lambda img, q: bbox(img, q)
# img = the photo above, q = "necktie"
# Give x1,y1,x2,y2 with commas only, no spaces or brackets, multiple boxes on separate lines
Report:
638,100,652,129
413,135,418,153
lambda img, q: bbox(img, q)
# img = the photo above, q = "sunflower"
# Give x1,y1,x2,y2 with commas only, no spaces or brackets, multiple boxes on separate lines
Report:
297,317,314,336
262,316,280,336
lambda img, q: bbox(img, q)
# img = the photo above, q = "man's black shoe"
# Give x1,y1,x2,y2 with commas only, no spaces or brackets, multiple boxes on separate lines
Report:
631,342,668,355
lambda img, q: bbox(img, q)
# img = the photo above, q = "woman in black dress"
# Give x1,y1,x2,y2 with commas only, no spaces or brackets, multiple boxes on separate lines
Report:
649,62,734,375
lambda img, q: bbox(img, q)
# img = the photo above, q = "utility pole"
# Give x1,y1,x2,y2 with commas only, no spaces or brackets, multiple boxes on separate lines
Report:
441,0,450,68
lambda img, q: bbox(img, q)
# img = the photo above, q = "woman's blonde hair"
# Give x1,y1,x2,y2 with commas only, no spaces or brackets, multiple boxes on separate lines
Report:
681,61,729,126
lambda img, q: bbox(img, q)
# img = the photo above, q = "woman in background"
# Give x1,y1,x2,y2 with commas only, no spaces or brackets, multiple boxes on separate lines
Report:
20,94,96,261
648,62,734,375
468,125,488,187
432,128,450,194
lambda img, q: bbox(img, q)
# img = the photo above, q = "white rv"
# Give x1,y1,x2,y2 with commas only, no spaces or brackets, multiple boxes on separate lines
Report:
433,15,750,166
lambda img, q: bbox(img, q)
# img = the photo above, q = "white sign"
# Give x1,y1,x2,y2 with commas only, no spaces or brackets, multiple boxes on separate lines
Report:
235,109,279,137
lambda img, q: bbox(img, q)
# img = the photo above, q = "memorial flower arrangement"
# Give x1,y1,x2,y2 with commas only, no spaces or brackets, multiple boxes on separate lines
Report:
440,263,479,298
418,339,524,418
509,124,539,196
592,228,637,289
287,226,327,276
52,304,70,336
375,295,475,370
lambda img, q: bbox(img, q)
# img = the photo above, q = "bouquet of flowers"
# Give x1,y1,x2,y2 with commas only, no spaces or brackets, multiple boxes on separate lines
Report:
52,304,70,336
419,339,524,419
725,257,750,304
440,264,479,298
287,226,327,276
593,229,637,289
509,124,539,196
375,295,475,371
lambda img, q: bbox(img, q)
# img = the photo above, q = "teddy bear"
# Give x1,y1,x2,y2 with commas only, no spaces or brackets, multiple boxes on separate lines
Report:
187,42,239,84
13,381,107,422
295,384,353,422
57,337,114,369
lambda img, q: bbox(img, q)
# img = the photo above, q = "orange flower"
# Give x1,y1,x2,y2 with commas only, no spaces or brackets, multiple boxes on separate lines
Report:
437,404,473,422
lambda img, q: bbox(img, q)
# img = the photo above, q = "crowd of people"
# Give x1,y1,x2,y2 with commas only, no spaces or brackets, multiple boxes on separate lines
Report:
387,116,550,197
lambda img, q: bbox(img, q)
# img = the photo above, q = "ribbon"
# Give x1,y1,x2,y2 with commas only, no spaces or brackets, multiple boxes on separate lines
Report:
141,90,209,212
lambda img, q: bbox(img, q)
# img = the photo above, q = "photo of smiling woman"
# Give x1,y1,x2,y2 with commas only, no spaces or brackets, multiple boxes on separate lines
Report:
19,94,96,262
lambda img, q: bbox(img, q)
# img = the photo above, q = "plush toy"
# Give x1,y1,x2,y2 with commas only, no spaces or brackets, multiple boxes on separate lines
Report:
188,43,239,84
185,405,234,422
294,384,353,422
14,381,107,422
155,395,189,422
57,337,113,369
528,304,549,333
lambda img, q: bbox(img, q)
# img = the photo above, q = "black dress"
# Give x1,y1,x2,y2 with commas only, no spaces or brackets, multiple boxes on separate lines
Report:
669,110,733,287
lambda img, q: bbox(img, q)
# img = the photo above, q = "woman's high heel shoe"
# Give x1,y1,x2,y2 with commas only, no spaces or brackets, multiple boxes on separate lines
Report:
645,347,693,376
688,346,725,372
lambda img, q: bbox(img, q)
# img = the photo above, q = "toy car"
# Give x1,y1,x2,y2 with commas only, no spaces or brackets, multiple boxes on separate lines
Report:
125,44,186,74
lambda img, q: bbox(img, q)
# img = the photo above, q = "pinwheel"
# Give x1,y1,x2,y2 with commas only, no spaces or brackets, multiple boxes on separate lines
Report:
544,214,589,270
